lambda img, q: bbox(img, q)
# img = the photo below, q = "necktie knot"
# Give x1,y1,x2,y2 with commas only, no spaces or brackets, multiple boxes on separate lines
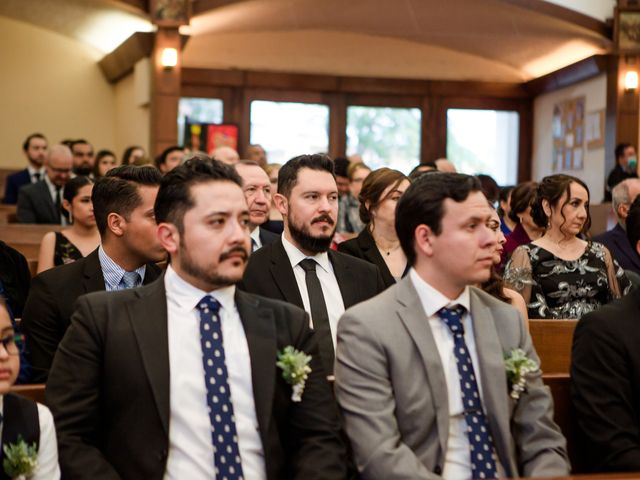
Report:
121,271,141,289
197,295,221,316
437,305,466,336
299,258,317,273
32,172,40,182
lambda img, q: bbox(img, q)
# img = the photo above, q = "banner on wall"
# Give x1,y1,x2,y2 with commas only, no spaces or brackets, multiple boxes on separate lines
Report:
183,122,239,155
552,96,585,172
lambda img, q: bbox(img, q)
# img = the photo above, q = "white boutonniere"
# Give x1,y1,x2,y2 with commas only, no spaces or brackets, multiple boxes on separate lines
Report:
3,435,38,480
504,348,539,400
277,346,312,402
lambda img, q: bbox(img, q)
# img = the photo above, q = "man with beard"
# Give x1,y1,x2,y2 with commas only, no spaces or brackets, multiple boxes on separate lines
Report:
46,158,347,480
240,154,385,376
235,160,278,252
3,133,48,204
70,139,95,176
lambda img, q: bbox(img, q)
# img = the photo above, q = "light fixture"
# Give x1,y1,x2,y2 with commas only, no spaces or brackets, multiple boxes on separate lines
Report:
625,71,638,91
160,48,178,69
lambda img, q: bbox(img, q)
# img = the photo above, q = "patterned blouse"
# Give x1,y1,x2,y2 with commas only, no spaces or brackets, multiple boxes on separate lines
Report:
53,232,83,267
503,242,631,319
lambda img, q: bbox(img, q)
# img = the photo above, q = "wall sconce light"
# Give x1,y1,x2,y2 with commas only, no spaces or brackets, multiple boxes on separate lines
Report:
625,71,638,91
161,48,178,69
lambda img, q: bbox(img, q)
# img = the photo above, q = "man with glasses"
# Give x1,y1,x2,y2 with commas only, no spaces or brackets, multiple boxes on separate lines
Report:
16,144,73,224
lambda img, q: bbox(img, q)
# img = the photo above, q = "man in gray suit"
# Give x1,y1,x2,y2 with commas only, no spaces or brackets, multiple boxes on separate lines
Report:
17,144,73,224
335,173,569,479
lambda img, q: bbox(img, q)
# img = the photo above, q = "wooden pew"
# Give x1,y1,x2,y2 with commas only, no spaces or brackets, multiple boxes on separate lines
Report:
0,223,64,259
0,205,17,225
530,319,577,374
10,383,45,405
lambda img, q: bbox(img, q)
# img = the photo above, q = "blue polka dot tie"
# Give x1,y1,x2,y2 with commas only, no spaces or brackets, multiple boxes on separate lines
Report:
196,295,244,480
438,305,498,480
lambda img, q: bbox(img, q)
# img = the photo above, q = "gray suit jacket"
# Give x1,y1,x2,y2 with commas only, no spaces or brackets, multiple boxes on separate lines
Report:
16,180,60,224
335,276,569,479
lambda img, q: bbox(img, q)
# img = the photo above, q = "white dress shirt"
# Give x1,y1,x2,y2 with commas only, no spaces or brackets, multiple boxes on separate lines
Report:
0,396,60,480
281,234,345,347
164,265,266,480
249,227,262,252
27,166,45,183
409,269,502,480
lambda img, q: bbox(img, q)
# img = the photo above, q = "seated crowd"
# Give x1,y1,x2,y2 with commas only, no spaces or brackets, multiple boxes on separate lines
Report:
0,131,640,479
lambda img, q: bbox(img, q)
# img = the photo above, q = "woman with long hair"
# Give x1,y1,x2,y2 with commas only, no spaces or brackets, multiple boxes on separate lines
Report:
37,176,100,273
338,168,410,289
504,174,631,319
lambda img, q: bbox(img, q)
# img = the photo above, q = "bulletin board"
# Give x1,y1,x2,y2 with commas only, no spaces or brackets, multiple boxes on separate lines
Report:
552,96,585,172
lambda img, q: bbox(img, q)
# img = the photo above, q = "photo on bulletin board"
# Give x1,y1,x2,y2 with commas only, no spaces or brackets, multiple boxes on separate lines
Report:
183,122,239,156
552,96,585,172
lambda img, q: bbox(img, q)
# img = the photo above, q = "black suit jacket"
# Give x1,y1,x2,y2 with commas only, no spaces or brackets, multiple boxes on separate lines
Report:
337,228,408,289
3,169,30,205
593,223,640,274
22,249,161,382
16,180,59,224
46,279,347,480
240,238,385,313
571,287,640,472
259,226,279,247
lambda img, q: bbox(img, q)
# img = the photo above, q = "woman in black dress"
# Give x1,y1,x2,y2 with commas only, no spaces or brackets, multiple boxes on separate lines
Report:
338,168,410,289
504,174,631,319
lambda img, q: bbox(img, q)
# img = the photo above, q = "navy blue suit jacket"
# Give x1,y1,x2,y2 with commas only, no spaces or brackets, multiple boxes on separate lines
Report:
3,169,30,205
593,223,640,274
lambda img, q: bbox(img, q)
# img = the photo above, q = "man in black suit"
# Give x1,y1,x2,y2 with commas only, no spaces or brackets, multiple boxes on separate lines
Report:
22,165,165,382
16,144,73,224
593,178,640,274
240,154,385,375
571,196,640,472
235,160,278,251
46,158,347,480
3,133,47,205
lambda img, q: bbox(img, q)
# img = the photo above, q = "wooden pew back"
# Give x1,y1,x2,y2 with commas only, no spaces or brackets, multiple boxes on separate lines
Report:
530,319,577,374
10,384,45,405
0,223,64,259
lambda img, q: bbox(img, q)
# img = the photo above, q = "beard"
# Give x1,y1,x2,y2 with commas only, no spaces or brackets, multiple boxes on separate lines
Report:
288,213,336,254
74,164,93,176
180,243,248,288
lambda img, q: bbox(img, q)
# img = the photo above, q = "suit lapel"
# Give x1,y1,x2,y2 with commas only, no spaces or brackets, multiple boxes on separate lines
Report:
469,289,515,476
81,249,106,293
329,250,358,308
37,181,58,222
269,239,304,308
235,290,276,449
127,278,171,435
395,278,449,456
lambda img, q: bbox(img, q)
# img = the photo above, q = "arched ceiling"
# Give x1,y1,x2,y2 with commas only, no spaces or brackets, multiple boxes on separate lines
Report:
0,0,615,81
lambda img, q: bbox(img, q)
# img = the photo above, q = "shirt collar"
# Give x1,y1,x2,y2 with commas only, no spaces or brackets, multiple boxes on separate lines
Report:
249,226,261,248
165,264,236,313
409,268,470,318
98,245,147,290
27,166,44,177
281,234,331,274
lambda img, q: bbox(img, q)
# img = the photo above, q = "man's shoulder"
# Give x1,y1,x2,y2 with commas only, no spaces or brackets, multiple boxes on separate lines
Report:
35,255,90,285
580,287,640,331
18,180,45,197
330,248,378,274
237,289,305,317
258,227,279,246
7,169,29,182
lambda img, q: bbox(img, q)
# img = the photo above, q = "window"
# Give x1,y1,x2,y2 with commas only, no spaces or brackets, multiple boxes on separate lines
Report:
250,100,330,164
178,97,224,146
446,109,519,185
346,106,421,174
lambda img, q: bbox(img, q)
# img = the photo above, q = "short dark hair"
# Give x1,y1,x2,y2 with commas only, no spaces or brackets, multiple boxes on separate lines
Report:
156,145,183,168
93,165,162,236
626,196,640,254
333,157,350,178
278,153,335,198
530,174,591,234
22,133,46,151
359,168,409,224
93,150,117,177
70,139,93,153
616,142,633,160
396,172,483,266
155,157,242,234
508,181,538,224
62,176,94,222
477,174,500,204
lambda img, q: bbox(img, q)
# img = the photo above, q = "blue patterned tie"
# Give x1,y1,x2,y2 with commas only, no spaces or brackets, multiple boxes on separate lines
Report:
196,295,244,479
120,271,141,290
438,305,498,480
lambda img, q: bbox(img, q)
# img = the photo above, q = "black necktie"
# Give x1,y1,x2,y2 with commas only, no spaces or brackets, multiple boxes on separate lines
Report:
299,258,334,375
32,172,40,183
55,187,62,214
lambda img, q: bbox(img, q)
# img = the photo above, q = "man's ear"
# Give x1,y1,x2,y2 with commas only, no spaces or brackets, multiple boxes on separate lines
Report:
414,224,435,258
619,203,630,221
274,193,288,216
157,223,179,255
106,213,125,237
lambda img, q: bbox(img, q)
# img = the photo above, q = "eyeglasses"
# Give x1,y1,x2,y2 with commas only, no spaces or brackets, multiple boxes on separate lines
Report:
0,333,25,356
